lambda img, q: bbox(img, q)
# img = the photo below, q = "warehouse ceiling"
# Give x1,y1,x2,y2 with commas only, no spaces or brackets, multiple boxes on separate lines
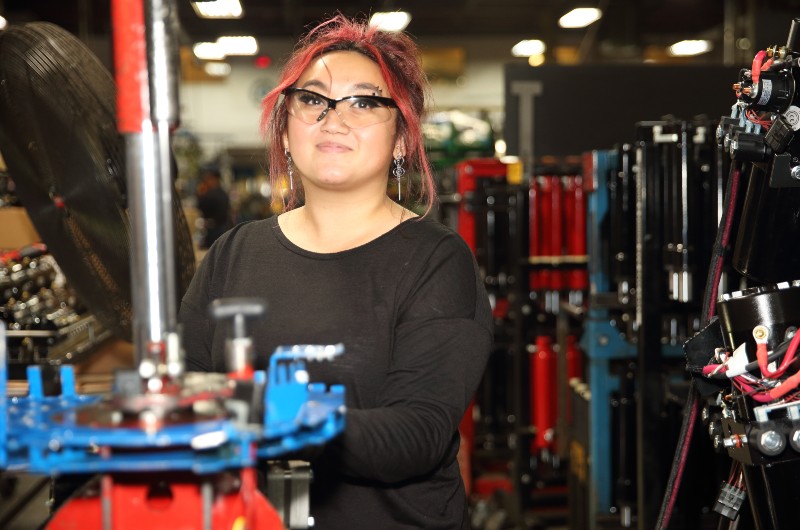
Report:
2,0,800,63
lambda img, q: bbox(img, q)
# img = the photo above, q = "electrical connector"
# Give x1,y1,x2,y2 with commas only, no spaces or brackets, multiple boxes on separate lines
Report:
714,481,746,520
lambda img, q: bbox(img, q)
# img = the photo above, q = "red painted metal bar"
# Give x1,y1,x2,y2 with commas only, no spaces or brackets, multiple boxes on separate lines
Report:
111,0,149,133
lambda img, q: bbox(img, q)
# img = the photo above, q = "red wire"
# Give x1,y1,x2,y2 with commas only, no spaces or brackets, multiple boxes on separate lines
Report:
768,368,800,401
733,377,773,403
705,165,741,323
752,50,767,84
660,394,697,529
760,331,800,380
702,363,725,376
745,109,772,129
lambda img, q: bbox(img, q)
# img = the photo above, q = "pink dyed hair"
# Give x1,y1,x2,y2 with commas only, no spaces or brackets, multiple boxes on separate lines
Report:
259,14,435,213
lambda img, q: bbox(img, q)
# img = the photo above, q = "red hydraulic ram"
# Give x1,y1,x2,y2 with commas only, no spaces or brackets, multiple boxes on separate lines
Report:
563,175,588,292
531,335,557,452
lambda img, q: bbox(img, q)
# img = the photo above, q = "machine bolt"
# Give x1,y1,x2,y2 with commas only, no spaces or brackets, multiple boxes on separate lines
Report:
791,165,800,181
723,434,747,449
753,325,769,341
708,422,721,437
758,430,785,456
791,429,800,452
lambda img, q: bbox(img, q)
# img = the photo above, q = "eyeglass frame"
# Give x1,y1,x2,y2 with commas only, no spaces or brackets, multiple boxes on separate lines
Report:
282,87,399,126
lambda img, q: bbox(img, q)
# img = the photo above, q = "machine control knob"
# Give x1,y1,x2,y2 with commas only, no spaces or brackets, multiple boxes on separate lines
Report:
210,297,267,376
756,429,786,456
210,297,267,339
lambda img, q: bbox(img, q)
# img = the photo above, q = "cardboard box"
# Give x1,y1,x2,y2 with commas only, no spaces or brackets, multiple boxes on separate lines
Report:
0,207,41,250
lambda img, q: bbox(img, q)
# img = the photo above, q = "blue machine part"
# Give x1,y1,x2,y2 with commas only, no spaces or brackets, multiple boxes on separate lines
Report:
586,149,613,297
581,148,689,528
582,149,635,522
0,330,346,475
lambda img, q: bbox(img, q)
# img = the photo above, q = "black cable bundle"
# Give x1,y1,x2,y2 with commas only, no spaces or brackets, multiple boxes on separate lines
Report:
656,161,744,529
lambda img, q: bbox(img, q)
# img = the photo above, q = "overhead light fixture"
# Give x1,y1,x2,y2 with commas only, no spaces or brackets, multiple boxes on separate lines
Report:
204,61,232,77
217,36,259,55
193,36,258,60
191,0,243,19
528,54,545,67
0,16,7,31
667,39,713,57
369,11,412,32
193,42,226,61
559,8,602,28
511,39,546,57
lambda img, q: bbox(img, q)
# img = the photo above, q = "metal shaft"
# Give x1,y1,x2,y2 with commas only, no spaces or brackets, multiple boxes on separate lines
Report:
112,0,180,364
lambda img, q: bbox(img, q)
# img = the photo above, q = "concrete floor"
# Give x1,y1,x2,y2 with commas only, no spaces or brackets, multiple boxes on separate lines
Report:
0,473,51,530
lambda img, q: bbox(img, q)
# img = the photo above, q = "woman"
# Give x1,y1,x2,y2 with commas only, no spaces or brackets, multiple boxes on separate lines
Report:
178,15,492,529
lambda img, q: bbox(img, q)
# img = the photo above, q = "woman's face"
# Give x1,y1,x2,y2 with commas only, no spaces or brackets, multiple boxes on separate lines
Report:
284,51,402,198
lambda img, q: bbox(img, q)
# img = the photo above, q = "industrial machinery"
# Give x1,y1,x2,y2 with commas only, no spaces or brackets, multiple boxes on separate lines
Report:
0,243,111,379
576,115,727,530
679,16,800,530
0,2,346,528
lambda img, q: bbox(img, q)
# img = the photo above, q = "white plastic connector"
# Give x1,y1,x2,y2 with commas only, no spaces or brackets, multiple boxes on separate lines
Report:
725,343,752,378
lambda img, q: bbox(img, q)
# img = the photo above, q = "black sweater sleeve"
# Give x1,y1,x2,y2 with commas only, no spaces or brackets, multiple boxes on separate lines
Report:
324,233,492,483
178,241,221,373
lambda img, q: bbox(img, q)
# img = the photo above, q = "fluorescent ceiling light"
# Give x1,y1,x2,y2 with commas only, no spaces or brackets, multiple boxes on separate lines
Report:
217,36,259,55
511,39,546,57
369,11,412,32
667,39,713,57
191,0,243,19
193,36,258,60
559,8,602,28
193,42,226,60
204,62,232,77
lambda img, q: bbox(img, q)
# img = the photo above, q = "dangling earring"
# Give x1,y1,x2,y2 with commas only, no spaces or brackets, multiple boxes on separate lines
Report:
285,148,294,190
393,156,405,201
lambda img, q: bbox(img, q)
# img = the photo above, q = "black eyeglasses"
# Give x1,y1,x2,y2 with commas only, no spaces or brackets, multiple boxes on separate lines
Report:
283,87,398,128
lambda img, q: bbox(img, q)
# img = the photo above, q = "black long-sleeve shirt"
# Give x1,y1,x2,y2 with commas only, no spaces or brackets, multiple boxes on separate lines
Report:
178,214,492,529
